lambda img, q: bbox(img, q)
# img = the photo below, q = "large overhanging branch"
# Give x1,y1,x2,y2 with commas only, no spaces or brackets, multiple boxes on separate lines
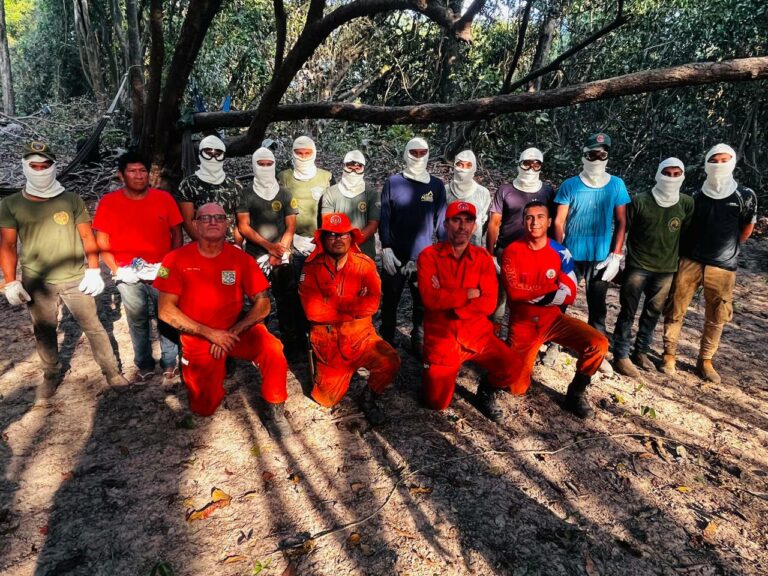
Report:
195,57,768,132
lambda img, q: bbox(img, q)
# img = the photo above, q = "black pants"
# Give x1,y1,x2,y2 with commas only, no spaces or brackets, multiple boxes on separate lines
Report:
574,260,609,336
380,267,423,347
272,262,306,347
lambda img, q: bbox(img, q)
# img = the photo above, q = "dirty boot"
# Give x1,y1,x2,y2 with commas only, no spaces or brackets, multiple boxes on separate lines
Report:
360,387,387,426
38,372,60,399
660,354,676,375
266,402,293,439
632,352,655,372
613,357,640,378
696,358,721,384
476,378,505,423
563,373,595,419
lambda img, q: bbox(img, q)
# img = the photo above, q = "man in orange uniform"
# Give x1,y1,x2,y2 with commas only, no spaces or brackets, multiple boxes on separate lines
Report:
417,201,515,419
154,203,291,437
298,213,400,425
501,201,609,419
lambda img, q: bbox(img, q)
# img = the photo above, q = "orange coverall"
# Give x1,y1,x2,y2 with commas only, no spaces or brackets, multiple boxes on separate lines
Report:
417,242,516,410
299,251,400,407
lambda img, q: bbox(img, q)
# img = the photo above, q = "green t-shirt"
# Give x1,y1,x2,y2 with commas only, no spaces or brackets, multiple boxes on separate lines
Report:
237,188,299,258
0,191,90,283
626,191,694,273
277,168,333,236
320,182,381,258
177,174,244,242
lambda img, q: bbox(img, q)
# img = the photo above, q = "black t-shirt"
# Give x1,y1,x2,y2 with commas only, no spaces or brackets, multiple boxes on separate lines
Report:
489,181,556,249
682,186,757,271
237,188,298,257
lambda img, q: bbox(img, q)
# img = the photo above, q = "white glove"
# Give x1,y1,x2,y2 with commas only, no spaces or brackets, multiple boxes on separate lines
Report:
550,282,572,306
381,248,401,276
281,251,290,264
4,280,31,306
402,260,417,278
256,254,272,276
493,257,501,275
79,268,105,296
595,253,623,283
136,262,160,282
114,266,140,285
293,234,315,256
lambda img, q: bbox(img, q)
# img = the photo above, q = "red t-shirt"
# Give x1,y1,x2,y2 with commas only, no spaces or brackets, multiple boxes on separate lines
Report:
153,243,269,329
93,188,183,266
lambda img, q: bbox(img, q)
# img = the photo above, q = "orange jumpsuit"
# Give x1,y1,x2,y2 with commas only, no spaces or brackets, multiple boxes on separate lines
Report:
417,242,516,410
501,239,608,395
298,249,400,407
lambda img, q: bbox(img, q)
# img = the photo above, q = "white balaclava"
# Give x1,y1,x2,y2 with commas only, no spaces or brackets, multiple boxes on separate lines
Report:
292,136,317,181
252,147,280,201
513,147,544,193
402,137,430,184
195,135,227,185
22,155,65,198
579,146,610,188
651,157,685,208
339,150,366,198
450,150,478,199
702,143,738,200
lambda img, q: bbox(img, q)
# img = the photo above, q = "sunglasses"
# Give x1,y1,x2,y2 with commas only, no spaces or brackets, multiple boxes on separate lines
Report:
323,231,351,239
201,148,225,161
344,162,364,173
584,150,609,161
520,160,542,171
196,214,228,223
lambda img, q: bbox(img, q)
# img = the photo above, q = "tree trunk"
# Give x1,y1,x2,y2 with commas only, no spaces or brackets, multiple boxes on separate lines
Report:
436,0,464,148
125,0,145,147
527,6,559,92
0,0,15,116
73,0,106,100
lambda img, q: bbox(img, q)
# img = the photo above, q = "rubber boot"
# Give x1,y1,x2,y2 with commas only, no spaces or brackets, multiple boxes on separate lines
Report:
266,402,293,439
360,387,387,426
696,358,721,384
613,357,640,378
563,373,595,419
660,353,676,375
476,377,505,423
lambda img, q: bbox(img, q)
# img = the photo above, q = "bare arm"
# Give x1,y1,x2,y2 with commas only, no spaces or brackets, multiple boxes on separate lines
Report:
230,291,271,335
0,228,19,283
237,213,286,258
76,223,100,269
486,212,501,252
95,231,118,273
360,219,379,243
170,224,183,250
740,223,755,243
280,214,296,250
554,204,569,243
180,202,198,241
158,291,239,352
611,205,627,254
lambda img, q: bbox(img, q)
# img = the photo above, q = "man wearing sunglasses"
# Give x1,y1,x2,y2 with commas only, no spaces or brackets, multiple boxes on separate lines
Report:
662,144,757,383
298,213,400,425
178,135,244,246
321,150,380,259
554,133,630,371
155,203,291,436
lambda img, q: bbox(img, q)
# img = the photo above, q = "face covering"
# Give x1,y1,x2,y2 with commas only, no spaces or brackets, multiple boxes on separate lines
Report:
651,157,685,207
450,150,477,199
579,147,610,188
22,155,65,198
702,143,738,200
252,147,280,201
195,135,227,185
513,147,544,193
339,150,366,198
292,135,317,181
402,137,430,184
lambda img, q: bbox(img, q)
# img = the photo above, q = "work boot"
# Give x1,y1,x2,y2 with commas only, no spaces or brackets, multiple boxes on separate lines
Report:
106,373,130,388
359,387,387,426
476,378,505,423
38,372,60,399
660,354,676,375
563,373,595,419
613,357,640,378
696,358,721,384
266,402,293,439
540,344,560,367
632,352,655,372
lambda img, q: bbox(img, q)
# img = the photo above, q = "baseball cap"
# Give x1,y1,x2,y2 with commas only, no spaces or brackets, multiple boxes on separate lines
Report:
23,141,56,162
584,133,611,150
445,201,477,220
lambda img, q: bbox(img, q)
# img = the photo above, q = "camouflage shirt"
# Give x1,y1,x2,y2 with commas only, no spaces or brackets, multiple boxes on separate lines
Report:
178,174,244,241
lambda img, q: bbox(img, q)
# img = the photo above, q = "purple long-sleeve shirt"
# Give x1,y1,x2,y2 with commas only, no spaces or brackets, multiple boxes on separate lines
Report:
380,174,447,262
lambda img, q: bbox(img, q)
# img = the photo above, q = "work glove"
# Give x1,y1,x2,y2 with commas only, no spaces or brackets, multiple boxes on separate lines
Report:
401,260,417,279
292,234,315,256
381,247,401,276
79,268,105,297
114,266,140,285
595,253,623,283
135,262,161,282
549,282,572,306
493,257,501,275
256,253,272,276
4,280,31,306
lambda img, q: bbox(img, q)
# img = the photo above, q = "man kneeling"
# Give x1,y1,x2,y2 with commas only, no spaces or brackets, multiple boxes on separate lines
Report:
155,203,291,436
299,213,400,425
501,201,608,418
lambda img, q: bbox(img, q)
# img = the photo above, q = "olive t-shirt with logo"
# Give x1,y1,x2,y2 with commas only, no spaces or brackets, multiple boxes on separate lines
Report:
237,188,299,258
277,169,334,237
320,182,381,258
625,191,694,273
0,191,90,283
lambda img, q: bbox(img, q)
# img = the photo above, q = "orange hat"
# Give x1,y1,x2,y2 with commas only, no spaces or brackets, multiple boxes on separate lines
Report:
445,200,477,220
308,213,365,260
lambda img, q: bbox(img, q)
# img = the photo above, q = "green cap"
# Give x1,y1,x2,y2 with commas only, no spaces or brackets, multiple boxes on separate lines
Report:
584,133,611,150
22,141,56,162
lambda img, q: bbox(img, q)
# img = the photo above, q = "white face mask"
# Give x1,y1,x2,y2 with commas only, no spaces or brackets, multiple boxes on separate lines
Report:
702,158,737,200
652,174,684,207
339,169,365,198
402,138,430,183
252,147,280,200
450,150,477,199
513,167,542,193
196,156,226,185
579,158,610,188
22,157,65,198
292,136,318,181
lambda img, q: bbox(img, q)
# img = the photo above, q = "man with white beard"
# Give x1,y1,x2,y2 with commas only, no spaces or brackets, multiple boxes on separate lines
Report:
237,147,300,349
612,158,694,378
179,135,243,244
446,150,490,248
662,144,757,383
0,142,128,398
321,150,380,259
554,133,631,373
379,137,447,357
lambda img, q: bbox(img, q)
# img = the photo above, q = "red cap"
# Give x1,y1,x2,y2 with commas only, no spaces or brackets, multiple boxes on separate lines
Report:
445,201,477,220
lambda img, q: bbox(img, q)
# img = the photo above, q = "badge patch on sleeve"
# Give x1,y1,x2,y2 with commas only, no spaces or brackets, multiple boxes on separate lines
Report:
157,266,170,279
221,270,236,285
358,201,367,213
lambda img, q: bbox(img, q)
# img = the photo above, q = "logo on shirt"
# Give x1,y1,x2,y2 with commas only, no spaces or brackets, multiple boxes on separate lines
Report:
311,186,325,201
271,200,282,212
420,191,434,203
290,198,298,209
221,270,236,285
668,217,681,232
546,268,556,279
157,266,170,280
53,211,69,226
358,201,367,213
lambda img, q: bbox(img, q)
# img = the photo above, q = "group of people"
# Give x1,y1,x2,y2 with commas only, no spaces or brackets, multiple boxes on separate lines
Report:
0,132,756,437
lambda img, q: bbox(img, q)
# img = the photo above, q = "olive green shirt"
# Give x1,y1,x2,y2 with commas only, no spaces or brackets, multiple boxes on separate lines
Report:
0,191,90,283
277,168,334,236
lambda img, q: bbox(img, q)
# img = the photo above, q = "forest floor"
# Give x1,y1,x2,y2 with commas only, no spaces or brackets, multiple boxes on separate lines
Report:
1,123,768,576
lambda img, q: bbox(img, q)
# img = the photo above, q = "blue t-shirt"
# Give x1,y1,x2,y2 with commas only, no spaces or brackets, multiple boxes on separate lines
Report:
380,174,447,262
554,175,631,262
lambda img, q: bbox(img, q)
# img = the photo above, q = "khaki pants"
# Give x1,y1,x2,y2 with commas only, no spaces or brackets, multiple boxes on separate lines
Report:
663,257,736,359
